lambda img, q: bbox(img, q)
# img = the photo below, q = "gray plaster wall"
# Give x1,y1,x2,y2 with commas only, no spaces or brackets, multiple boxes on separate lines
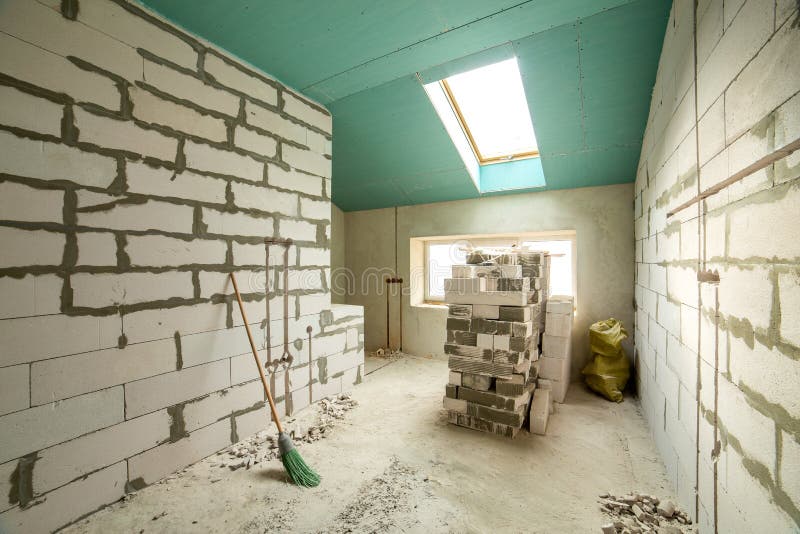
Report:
633,1,799,531
343,183,635,377
330,203,346,304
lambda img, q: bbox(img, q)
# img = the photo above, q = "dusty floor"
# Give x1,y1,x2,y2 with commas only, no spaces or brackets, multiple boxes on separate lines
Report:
65,354,675,533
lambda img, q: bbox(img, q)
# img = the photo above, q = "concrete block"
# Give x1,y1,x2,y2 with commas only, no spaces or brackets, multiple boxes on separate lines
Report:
498,305,534,322
529,388,551,435
231,181,297,215
79,199,194,233
306,130,331,155
0,181,63,224
34,409,169,495
476,333,493,349
127,160,227,205
444,278,486,293
451,265,521,278
128,418,230,486
448,355,514,379
546,297,573,314
474,403,526,428
493,335,510,351
279,218,318,242
0,130,116,188
0,365,29,417
729,184,800,261
75,107,177,161
143,58,239,116
445,289,533,306
725,14,800,144
728,336,799,421
75,231,117,267
0,461,127,534
447,304,472,319
448,370,462,386
461,372,493,391
545,312,572,337
203,208,274,238
178,326,253,369
510,321,533,338
296,292,329,317
717,265,772,331
0,0,141,81
447,330,477,346
458,386,531,412
233,242,267,266
125,359,230,418
183,380,263,433
346,327,359,350
667,266,699,308
234,125,278,157
0,84,62,136
0,313,116,367
549,378,569,403
0,386,123,464
71,271,193,308
0,32,118,110
130,86,226,143
542,333,571,359
282,144,331,178
300,198,330,221
283,92,331,133
473,304,500,319
79,0,195,69
443,396,467,413
299,246,329,268
538,355,569,381
778,271,800,347
717,377,776,476
184,139,263,182
126,234,226,267
246,102,307,145
698,0,773,113
485,277,530,292
31,338,175,405
0,274,61,319
444,343,492,361
780,430,800,507
205,53,278,106
268,164,323,196
122,303,225,343
470,318,510,335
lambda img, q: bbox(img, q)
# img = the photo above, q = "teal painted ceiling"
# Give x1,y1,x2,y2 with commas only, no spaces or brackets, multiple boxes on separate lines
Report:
138,0,670,211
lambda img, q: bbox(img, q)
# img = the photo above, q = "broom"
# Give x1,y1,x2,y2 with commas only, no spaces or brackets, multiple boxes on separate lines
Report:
229,272,320,487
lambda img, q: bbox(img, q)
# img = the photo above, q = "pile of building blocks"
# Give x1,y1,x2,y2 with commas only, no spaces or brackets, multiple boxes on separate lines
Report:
536,295,574,403
442,248,551,437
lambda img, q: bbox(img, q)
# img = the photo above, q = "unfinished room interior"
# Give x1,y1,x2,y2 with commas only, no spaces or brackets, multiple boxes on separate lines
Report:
0,0,798,532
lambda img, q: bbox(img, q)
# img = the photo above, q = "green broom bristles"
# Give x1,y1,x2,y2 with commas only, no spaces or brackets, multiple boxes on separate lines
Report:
277,431,320,487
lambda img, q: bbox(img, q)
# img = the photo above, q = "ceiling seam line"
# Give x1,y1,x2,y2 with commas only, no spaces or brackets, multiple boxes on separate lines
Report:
299,0,538,91
576,22,587,150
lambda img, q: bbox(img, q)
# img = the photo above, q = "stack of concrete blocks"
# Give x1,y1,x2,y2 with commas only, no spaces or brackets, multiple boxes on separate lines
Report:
0,1,364,531
536,296,574,403
442,250,547,437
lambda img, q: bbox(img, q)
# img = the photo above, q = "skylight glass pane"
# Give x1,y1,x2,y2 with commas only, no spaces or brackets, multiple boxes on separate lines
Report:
444,58,537,161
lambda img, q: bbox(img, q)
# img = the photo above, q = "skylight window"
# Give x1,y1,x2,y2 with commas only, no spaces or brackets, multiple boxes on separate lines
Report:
437,58,538,164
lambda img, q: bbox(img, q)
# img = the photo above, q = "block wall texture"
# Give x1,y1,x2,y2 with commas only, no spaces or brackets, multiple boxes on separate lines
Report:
634,1,799,532
0,1,364,531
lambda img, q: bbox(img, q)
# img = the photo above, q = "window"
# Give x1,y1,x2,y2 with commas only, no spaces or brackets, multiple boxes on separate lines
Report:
422,232,576,303
424,58,538,166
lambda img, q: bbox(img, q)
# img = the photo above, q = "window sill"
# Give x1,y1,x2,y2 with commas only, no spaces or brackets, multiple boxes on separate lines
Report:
413,301,448,310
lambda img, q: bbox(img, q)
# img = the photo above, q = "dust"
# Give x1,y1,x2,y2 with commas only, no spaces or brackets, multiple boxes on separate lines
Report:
238,496,298,534
326,456,422,534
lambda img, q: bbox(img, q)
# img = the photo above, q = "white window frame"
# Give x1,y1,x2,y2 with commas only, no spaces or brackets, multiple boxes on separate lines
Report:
421,231,577,309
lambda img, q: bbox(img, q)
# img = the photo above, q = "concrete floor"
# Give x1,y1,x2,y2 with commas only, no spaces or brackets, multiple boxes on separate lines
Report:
65,354,675,533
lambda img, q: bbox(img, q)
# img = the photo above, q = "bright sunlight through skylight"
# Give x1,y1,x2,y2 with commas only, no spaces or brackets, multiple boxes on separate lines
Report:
441,58,538,163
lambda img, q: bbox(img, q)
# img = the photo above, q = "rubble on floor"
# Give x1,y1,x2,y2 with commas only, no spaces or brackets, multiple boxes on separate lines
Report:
209,393,358,472
598,492,696,533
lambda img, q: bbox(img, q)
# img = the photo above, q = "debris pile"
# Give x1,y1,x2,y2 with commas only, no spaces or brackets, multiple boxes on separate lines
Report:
211,393,358,471
443,248,555,437
598,492,695,533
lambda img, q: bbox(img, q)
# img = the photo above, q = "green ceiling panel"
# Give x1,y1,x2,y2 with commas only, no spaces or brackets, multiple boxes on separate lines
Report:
137,0,671,211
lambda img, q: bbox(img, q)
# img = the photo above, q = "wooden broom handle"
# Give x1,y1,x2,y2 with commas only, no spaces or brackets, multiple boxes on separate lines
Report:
229,272,283,434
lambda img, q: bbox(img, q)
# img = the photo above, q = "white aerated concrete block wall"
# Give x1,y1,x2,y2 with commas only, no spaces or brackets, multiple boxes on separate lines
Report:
0,1,363,531
634,2,799,532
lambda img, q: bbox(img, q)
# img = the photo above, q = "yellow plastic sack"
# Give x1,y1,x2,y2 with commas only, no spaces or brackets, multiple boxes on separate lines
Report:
581,318,629,402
